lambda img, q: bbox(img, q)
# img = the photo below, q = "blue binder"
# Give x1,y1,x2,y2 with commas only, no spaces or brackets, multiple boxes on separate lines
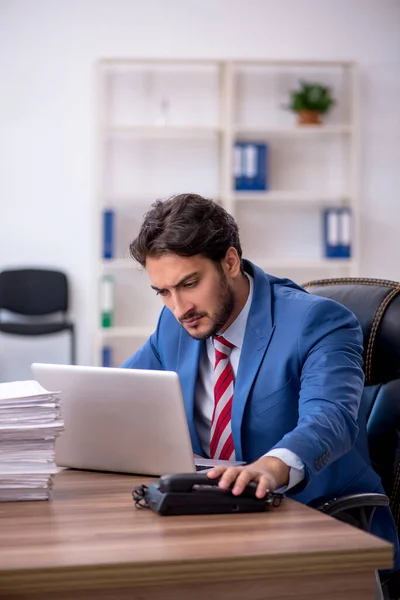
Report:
103,209,114,260
323,209,340,258
235,142,268,191
323,208,352,258
102,345,112,368
338,208,351,258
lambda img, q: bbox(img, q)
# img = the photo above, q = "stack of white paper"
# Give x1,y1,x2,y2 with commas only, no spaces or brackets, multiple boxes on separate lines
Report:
0,380,64,501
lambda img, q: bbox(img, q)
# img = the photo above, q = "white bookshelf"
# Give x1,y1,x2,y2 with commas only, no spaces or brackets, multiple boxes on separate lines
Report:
234,125,353,136
106,125,222,138
95,58,360,366
100,326,154,339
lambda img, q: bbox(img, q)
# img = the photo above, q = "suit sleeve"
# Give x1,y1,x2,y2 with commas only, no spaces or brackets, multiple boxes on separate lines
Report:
120,333,163,370
120,309,166,370
270,298,364,484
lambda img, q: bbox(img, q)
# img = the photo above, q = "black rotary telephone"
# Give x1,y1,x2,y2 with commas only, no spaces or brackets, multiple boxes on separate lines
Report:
132,472,284,516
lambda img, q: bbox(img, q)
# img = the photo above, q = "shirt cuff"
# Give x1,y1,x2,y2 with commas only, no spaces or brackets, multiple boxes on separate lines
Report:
263,448,305,493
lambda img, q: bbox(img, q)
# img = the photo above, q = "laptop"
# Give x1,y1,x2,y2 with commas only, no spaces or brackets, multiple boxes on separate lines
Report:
31,363,244,476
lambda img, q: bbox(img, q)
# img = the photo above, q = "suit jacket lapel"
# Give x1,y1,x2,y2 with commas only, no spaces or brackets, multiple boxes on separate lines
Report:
232,262,275,461
176,331,203,455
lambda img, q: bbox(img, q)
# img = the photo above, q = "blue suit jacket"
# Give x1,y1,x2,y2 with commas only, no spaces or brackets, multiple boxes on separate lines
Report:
122,260,399,561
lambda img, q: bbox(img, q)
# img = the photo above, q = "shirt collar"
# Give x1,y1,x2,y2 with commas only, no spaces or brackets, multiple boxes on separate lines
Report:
217,272,253,350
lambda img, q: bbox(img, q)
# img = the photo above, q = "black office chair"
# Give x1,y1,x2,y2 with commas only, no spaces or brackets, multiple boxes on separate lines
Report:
0,268,76,365
302,277,400,599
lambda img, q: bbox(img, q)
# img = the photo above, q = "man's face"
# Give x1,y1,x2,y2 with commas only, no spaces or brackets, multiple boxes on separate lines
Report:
146,253,235,340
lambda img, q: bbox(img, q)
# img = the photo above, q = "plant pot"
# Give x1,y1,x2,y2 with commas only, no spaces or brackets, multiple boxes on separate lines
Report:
297,110,321,125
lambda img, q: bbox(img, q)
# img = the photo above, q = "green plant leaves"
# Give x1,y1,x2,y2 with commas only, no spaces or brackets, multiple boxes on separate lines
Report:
288,81,335,114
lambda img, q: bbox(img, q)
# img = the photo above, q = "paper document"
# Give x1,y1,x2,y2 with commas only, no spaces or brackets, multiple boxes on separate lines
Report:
0,380,59,401
0,379,64,501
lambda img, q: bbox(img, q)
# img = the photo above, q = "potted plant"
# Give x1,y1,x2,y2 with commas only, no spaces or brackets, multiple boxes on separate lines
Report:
287,81,335,125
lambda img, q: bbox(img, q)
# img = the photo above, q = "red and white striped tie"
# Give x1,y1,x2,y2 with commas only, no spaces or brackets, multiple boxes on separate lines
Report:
210,335,236,460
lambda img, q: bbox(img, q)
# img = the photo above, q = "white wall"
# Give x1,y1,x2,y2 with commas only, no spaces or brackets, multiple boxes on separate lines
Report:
0,0,399,380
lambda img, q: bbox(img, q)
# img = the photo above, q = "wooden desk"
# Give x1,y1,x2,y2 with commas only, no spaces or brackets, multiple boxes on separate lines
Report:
0,470,393,600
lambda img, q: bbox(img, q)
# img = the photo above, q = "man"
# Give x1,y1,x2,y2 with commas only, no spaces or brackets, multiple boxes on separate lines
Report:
122,193,398,562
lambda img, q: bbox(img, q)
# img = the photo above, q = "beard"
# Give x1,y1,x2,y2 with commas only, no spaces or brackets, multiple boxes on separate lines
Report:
179,270,235,341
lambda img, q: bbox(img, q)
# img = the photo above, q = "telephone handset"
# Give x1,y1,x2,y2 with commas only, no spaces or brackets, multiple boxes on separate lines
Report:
133,472,284,516
159,472,259,496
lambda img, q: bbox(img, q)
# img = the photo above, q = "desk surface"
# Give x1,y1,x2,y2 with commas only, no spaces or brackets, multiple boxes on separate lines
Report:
0,469,393,595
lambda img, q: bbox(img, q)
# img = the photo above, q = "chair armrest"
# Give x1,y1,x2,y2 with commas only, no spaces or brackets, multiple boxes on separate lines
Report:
317,493,389,516
316,493,389,533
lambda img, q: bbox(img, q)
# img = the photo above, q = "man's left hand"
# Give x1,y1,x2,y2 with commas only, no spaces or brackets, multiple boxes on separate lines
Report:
206,456,290,499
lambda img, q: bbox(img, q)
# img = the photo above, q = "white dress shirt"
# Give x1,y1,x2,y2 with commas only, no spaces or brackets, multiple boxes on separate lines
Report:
194,273,304,492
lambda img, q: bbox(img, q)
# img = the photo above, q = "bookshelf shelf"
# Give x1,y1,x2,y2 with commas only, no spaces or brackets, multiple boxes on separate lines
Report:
254,258,355,271
101,257,355,272
95,58,360,366
99,327,154,338
233,191,351,205
234,125,353,137
106,125,222,138
102,260,138,270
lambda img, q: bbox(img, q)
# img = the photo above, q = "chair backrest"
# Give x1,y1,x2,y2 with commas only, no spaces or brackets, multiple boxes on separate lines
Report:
0,269,69,316
302,277,400,531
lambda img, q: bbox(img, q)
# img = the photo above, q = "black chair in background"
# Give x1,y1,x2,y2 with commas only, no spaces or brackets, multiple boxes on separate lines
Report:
303,277,400,599
0,268,76,365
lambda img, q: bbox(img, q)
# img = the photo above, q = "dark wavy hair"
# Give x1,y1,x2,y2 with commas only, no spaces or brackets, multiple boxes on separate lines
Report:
130,193,243,269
